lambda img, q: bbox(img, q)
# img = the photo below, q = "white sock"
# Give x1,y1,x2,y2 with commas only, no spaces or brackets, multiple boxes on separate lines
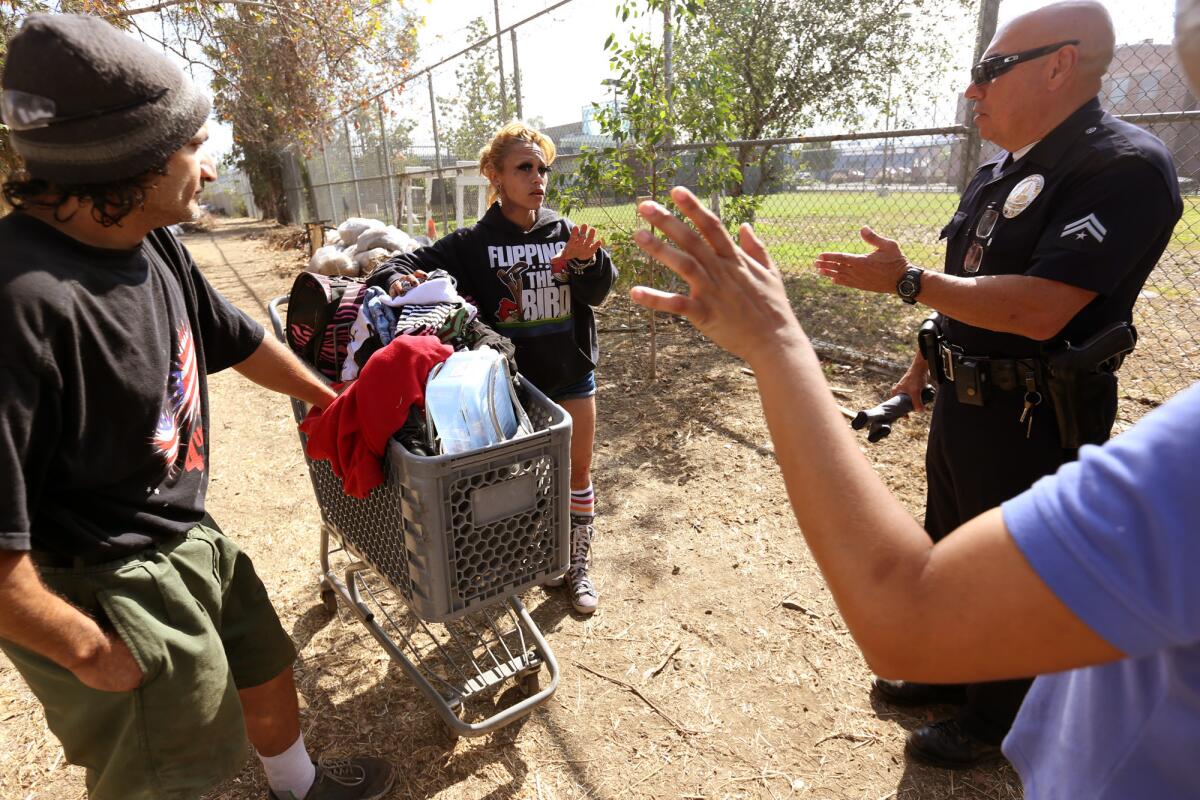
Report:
258,733,317,800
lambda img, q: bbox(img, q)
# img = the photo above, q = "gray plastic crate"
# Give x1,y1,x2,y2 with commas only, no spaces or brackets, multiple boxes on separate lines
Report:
300,378,571,623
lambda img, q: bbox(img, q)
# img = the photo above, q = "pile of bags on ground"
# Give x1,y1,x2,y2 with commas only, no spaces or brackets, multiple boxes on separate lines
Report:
307,217,429,277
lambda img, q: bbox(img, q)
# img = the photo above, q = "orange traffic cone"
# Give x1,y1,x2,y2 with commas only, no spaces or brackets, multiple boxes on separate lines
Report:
426,218,437,240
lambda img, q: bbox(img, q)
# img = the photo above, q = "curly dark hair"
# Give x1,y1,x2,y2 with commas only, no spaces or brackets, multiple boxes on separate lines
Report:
2,161,170,227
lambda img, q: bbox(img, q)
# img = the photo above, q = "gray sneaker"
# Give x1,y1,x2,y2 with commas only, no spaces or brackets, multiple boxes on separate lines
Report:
568,565,598,614
268,756,395,800
567,522,598,614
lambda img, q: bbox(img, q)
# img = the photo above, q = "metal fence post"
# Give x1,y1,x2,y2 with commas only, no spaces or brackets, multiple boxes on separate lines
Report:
401,176,413,235
957,0,1000,192
494,0,509,120
428,72,448,235
455,176,465,230
511,28,523,120
378,100,398,226
344,118,364,217
321,136,337,223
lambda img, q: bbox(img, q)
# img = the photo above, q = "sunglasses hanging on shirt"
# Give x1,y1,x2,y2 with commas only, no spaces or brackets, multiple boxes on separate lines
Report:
962,206,1000,275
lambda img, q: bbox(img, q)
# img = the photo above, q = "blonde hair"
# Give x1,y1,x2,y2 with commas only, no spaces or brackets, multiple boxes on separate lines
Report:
478,122,557,207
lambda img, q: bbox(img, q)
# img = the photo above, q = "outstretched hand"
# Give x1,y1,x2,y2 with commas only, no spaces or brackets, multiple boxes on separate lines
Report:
561,224,604,262
814,227,910,295
628,186,804,364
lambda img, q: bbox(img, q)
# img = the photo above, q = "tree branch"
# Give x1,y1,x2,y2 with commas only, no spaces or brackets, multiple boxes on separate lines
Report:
127,16,229,80
114,0,320,26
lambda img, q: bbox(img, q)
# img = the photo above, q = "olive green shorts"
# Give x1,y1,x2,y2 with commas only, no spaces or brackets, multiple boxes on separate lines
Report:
1,521,297,800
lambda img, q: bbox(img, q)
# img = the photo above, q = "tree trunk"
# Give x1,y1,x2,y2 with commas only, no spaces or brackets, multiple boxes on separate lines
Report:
729,141,757,197
748,143,777,196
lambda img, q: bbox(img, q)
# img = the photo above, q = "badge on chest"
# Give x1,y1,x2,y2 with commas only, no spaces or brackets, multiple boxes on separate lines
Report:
1003,174,1045,218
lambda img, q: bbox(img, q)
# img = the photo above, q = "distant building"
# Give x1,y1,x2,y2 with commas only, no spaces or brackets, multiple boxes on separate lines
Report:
542,120,583,144
541,103,618,155
1101,41,1199,182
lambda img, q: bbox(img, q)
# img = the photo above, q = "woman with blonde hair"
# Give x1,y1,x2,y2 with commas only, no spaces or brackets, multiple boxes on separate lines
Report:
367,122,616,614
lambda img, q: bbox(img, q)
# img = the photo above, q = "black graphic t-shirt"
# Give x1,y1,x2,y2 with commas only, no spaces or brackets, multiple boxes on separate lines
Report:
366,203,617,395
0,213,263,560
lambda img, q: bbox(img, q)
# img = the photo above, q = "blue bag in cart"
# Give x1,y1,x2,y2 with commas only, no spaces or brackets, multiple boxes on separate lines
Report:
425,347,533,454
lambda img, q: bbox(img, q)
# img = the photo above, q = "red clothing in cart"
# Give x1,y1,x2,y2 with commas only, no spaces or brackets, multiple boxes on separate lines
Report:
300,334,452,498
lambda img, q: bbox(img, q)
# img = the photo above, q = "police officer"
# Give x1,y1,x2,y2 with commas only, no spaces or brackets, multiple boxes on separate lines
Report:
813,0,1182,769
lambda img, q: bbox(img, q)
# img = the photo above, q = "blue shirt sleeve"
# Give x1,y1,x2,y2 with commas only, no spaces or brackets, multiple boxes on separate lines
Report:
1002,383,1200,657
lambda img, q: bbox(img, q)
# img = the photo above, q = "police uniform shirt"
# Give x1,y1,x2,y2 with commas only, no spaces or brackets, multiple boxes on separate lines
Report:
939,97,1183,358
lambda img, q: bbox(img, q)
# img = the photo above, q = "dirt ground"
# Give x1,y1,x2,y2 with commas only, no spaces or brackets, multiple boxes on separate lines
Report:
0,218,1023,800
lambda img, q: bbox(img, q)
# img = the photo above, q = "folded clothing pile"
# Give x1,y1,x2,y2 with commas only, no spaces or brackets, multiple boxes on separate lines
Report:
341,269,487,381
294,269,524,497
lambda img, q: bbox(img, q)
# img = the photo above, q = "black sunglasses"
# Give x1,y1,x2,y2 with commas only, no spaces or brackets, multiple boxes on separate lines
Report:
970,39,1080,86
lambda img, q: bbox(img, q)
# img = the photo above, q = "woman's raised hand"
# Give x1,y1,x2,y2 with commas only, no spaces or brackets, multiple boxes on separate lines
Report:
561,224,604,262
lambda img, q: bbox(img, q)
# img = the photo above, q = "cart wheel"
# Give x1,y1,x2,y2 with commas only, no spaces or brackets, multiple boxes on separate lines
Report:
519,671,540,697
319,587,339,614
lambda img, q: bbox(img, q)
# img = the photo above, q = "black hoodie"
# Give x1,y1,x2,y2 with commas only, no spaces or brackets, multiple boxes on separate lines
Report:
367,203,616,396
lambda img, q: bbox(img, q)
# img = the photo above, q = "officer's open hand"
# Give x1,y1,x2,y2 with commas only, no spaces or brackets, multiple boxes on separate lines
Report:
72,630,144,693
629,187,804,365
814,227,910,295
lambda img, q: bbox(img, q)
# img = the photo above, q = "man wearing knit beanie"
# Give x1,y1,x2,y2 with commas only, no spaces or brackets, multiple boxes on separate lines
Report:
0,14,394,800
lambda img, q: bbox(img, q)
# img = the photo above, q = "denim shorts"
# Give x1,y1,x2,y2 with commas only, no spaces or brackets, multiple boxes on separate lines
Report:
551,370,597,402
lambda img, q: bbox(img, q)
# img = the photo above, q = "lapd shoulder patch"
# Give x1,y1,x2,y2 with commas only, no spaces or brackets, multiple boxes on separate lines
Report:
1003,174,1044,218
1060,213,1107,243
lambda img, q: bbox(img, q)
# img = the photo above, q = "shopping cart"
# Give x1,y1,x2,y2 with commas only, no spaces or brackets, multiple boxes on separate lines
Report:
268,295,571,737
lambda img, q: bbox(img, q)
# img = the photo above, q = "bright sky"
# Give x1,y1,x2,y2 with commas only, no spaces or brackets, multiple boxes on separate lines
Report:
201,0,1178,160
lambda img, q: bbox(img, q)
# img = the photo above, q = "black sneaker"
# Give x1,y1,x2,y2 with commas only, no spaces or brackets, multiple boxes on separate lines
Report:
268,756,395,800
873,678,967,707
904,718,1004,769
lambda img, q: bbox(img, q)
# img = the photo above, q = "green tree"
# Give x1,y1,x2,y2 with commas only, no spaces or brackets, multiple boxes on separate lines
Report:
185,1,420,222
559,1,707,218
1,1,420,222
437,16,515,162
675,0,968,196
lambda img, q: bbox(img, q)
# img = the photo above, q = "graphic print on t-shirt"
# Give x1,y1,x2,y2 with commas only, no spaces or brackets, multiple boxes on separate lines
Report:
151,322,204,474
488,242,571,325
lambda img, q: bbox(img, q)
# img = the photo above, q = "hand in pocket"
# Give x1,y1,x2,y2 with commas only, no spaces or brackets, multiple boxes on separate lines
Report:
74,630,144,692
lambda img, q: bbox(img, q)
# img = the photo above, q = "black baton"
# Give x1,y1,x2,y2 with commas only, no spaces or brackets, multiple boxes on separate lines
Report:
852,385,935,443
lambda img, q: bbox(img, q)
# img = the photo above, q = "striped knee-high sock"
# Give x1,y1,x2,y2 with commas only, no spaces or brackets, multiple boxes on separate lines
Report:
570,484,595,526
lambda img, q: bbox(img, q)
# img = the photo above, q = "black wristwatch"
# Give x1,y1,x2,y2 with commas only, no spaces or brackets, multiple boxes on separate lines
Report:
897,266,924,305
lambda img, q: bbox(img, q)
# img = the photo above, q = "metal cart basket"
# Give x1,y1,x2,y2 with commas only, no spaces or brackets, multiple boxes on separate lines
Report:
269,295,571,737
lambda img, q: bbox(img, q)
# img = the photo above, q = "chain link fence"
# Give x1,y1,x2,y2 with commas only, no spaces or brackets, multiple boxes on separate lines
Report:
267,1,1197,408
202,171,258,218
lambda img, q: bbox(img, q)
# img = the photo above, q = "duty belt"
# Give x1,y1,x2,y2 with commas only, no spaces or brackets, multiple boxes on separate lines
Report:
938,341,1041,392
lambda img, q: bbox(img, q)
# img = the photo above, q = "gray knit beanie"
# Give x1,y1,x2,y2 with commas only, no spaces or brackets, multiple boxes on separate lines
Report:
1,13,211,183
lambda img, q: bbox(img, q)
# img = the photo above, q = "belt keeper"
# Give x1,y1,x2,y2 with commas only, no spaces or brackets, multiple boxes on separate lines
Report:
941,344,956,382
